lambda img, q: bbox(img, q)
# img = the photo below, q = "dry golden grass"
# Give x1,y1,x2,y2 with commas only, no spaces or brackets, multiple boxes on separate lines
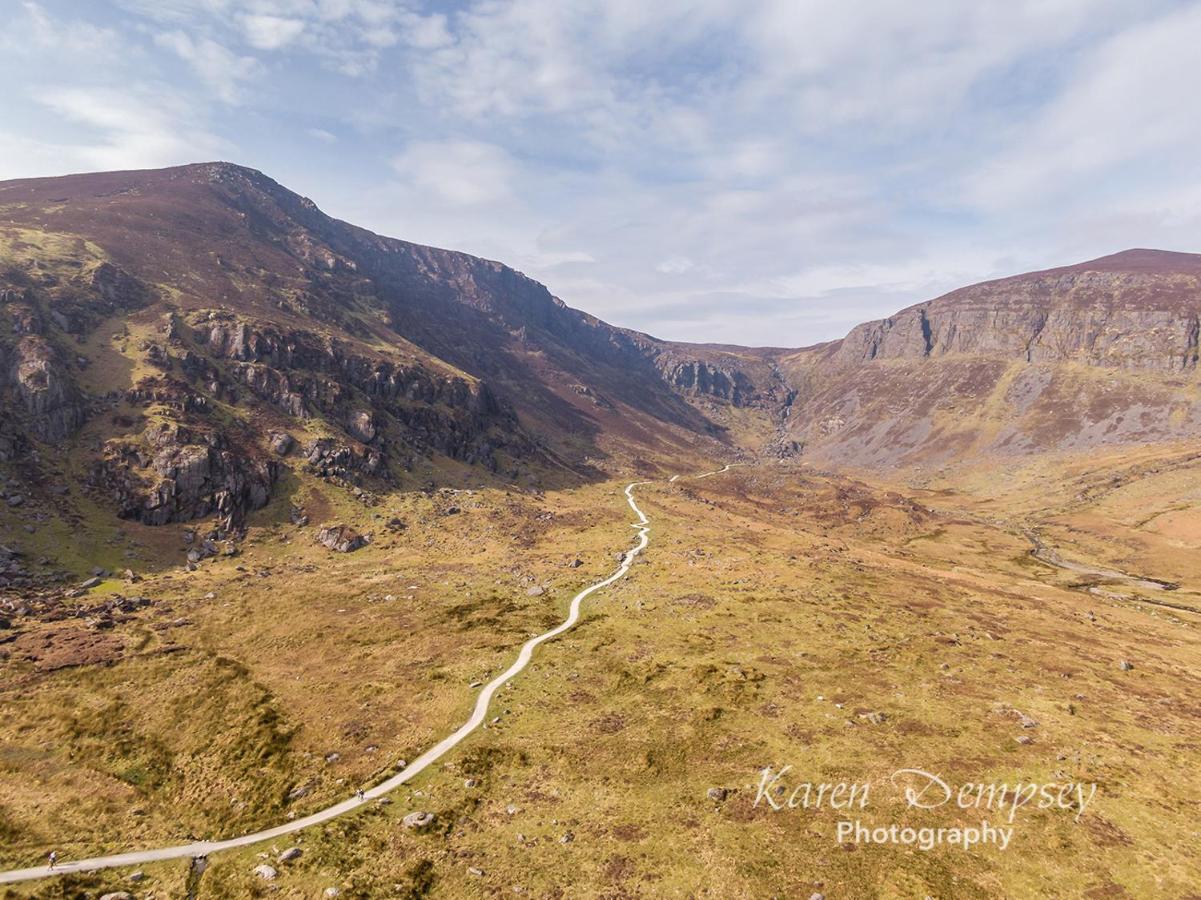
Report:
3,453,1200,898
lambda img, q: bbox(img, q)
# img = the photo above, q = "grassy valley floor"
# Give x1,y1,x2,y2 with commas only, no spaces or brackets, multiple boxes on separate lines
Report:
2,456,1200,898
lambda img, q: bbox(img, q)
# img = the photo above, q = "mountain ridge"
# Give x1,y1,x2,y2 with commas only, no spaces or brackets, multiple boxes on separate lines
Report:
2,162,1200,528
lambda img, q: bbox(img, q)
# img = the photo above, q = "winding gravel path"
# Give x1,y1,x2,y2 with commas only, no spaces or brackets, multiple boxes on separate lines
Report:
0,466,733,885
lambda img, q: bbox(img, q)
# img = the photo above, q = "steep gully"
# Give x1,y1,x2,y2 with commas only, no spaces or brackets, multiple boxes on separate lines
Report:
0,466,737,885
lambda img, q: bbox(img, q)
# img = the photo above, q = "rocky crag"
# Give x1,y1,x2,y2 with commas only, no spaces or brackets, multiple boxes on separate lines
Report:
2,163,1201,538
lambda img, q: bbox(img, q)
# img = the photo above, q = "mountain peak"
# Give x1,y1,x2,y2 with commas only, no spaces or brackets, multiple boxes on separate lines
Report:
1053,247,1201,275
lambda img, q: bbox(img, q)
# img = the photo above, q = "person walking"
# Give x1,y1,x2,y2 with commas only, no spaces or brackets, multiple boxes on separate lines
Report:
47,850,57,869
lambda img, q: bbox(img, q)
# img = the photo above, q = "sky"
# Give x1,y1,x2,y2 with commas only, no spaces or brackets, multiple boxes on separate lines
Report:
2,1,1201,347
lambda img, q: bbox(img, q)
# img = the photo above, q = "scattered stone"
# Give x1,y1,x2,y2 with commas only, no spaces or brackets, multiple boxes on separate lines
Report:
706,787,728,802
91,566,107,577
1018,714,1039,728
810,894,826,900
465,778,479,788
270,433,295,455
6,494,24,507
467,866,485,877
402,811,435,830
324,889,341,898
79,577,101,589
567,558,583,568
526,585,545,597
316,524,369,553
559,831,574,844
99,893,134,900
1016,735,1034,745
253,864,278,880
396,759,408,770
1119,659,1134,671
506,804,520,816
278,847,302,862
325,752,341,764
128,871,146,882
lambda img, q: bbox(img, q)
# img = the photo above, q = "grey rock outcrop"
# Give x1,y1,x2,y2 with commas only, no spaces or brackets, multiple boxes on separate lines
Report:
316,524,369,553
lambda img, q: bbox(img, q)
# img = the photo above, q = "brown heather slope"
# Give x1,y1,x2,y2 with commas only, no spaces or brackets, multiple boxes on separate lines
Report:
0,162,785,545
2,162,1201,556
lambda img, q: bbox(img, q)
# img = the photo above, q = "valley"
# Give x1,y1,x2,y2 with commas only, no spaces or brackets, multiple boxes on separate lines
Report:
0,164,1199,898
2,447,1199,897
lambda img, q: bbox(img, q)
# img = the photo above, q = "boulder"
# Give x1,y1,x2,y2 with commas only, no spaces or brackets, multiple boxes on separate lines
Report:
253,864,278,880
316,525,369,553
402,811,435,830
348,411,376,443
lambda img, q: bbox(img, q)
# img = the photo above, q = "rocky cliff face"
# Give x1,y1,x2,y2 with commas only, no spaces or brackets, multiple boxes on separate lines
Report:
0,162,756,481
0,167,542,532
91,423,278,528
3,163,1201,517
829,254,1201,373
776,251,1201,468
189,313,517,465
9,335,85,442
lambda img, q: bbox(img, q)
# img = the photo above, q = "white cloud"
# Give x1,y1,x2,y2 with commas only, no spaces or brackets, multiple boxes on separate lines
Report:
12,1,119,54
390,140,517,207
306,127,338,143
962,3,1201,212
657,256,695,275
239,13,306,50
31,86,228,172
155,30,258,103
400,11,452,50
